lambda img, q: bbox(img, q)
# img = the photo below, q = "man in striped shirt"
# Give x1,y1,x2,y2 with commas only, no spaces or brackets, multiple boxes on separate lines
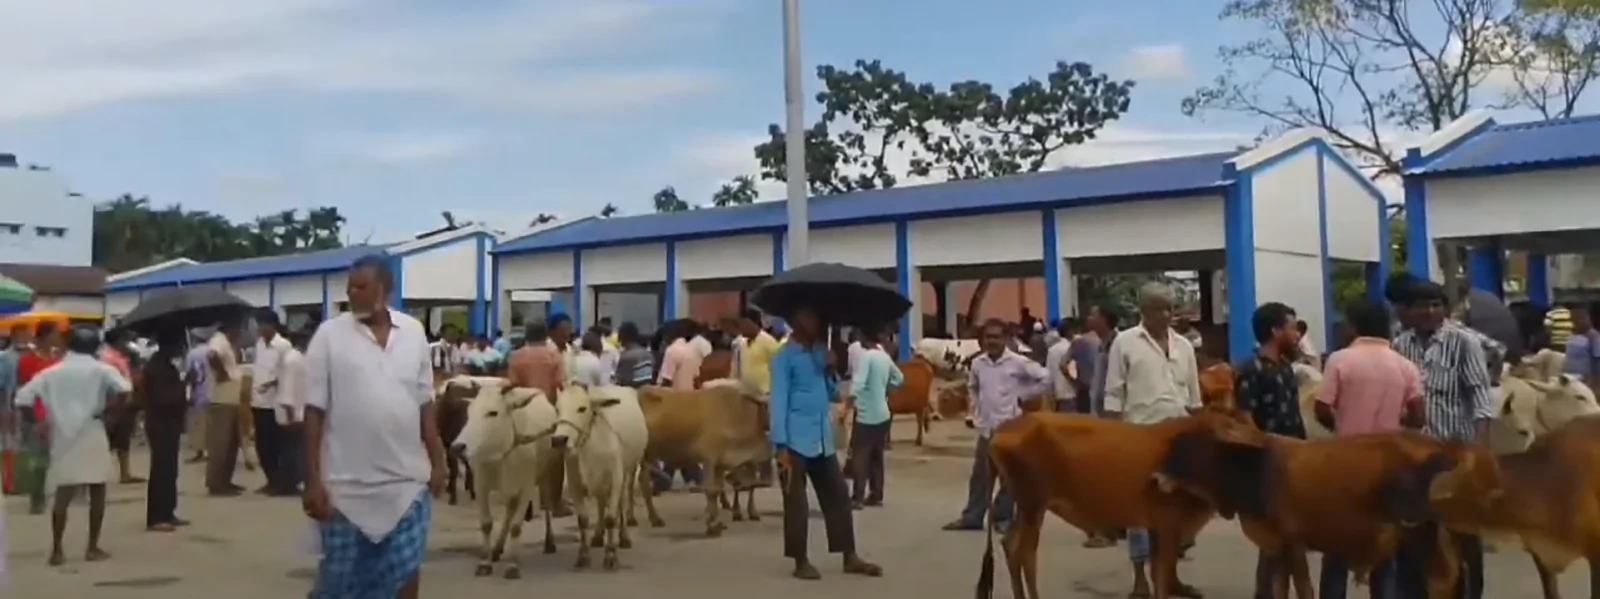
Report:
1390,280,1492,599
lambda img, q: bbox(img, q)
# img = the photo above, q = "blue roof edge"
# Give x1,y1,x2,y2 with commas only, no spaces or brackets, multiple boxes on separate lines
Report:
105,245,396,292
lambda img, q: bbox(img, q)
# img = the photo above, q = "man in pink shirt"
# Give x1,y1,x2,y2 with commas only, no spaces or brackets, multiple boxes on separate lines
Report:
657,326,702,391
1314,300,1424,599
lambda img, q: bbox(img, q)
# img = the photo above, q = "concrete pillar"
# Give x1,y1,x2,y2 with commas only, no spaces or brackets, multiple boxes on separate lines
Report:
571,250,594,328
1527,253,1551,308
939,282,957,336
320,273,334,321
1041,209,1064,324
1465,240,1505,299
469,235,489,336
663,242,690,322
894,221,920,357
388,255,406,310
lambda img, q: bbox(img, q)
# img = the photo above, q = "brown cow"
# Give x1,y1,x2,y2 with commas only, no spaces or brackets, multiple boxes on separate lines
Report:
890,357,937,445
696,349,734,388
974,407,1262,599
435,381,477,506
1429,414,1600,599
1157,431,1474,599
636,379,771,536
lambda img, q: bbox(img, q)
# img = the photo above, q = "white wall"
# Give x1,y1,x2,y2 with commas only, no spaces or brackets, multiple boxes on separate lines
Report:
1427,168,1600,239
323,273,348,305
1323,156,1383,262
0,166,93,267
31,295,104,318
1056,195,1224,257
582,243,667,286
499,251,573,290
402,238,480,300
275,274,324,306
227,279,272,308
911,211,1041,266
1255,251,1328,352
104,292,140,319
677,234,772,280
811,224,896,268
1251,149,1323,259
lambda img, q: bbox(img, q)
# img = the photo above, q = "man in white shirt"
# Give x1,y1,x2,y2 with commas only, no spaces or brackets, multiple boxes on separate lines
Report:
252,311,293,495
428,324,462,380
690,321,714,360
205,323,246,497
303,255,445,599
1043,322,1077,413
1102,283,1202,598
273,332,309,496
572,332,608,386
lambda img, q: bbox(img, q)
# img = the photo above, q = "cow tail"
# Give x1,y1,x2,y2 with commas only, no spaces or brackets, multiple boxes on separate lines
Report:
975,451,1000,599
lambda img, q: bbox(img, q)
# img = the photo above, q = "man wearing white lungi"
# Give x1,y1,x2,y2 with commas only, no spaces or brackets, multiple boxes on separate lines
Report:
13,326,132,566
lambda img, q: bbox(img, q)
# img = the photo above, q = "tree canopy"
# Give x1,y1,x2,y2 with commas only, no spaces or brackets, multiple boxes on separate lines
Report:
92,195,347,273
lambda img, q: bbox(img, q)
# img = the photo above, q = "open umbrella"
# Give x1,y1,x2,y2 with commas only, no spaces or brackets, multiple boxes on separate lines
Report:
0,273,32,316
116,286,255,335
751,262,911,327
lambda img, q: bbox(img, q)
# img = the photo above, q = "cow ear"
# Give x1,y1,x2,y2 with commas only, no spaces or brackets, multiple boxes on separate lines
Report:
1501,395,1516,416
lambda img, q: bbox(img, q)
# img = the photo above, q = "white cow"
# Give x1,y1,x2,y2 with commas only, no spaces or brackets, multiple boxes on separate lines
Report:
1491,373,1600,453
551,383,650,571
444,375,560,580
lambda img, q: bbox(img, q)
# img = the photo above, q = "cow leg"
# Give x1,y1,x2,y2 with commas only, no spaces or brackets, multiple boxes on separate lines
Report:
573,496,594,569
473,477,495,577
915,409,927,446
464,461,475,501
446,455,459,505
639,466,666,528
1534,552,1560,599
600,494,620,571
624,464,640,528
703,465,728,537
500,494,527,580
1002,504,1046,599
618,465,635,550
1285,548,1313,599
744,487,760,522
490,494,520,563
542,508,557,554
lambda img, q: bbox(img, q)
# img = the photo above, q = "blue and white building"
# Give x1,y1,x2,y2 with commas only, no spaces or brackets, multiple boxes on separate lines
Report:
492,130,1391,361
103,225,497,334
1403,113,1600,306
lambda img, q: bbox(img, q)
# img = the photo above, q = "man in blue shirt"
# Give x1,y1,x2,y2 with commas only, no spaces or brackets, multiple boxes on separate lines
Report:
771,306,881,580
846,326,902,509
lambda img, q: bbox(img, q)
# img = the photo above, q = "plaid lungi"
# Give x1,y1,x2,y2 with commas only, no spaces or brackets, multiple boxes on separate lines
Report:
311,490,432,599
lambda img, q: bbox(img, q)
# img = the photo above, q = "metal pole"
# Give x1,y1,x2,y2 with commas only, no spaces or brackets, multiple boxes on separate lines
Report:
782,0,809,268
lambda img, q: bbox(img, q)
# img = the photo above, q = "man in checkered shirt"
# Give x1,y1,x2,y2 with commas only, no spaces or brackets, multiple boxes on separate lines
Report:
1388,279,1493,599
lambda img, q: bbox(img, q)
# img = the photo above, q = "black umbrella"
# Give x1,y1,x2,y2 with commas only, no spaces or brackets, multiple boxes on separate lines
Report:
1463,288,1523,360
116,286,255,335
751,262,911,327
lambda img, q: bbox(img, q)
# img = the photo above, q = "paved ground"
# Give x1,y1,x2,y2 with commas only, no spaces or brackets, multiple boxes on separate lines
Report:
2,420,1588,598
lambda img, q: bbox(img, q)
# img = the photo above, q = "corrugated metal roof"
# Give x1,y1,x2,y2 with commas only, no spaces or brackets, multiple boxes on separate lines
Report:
105,244,394,291
493,151,1235,254
1414,114,1600,175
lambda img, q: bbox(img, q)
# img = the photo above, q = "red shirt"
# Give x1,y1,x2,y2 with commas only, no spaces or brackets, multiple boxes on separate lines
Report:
18,350,61,419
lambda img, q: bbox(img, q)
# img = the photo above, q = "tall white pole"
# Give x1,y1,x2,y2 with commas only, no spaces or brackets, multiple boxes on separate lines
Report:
781,0,809,268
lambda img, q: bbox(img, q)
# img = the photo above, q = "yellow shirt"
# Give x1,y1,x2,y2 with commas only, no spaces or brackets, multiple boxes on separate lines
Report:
740,332,782,395
1547,307,1574,348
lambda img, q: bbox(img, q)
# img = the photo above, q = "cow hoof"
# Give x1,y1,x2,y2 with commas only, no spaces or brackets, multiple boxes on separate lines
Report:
474,564,493,577
619,537,633,549
543,541,557,554
589,535,604,548
503,567,521,580
732,512,745,522
748,512,761,522
602,554,619,571
574,555,591,570
490,549,503,561
649,518,665,528
705,525,725,538
626,515,638,526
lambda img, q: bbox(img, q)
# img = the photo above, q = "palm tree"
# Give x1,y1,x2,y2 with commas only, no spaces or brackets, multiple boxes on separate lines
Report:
599,203,620,218
710,176,759,207
653,187,689,212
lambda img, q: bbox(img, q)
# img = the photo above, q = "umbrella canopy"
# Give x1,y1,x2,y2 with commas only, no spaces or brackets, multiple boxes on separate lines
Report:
116,286,255,336
751,262,911,328
0,273,33,316
1462,288,1524,360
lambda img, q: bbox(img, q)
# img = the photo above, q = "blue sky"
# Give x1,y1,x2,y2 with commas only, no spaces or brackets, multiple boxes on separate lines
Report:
0,0,1351,242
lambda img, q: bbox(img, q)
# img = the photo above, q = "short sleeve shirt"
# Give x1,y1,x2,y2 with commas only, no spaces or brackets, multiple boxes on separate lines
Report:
206,334,243,406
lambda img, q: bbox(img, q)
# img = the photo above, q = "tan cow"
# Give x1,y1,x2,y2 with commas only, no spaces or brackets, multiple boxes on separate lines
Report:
1490,374,1599,454
636,379,772,536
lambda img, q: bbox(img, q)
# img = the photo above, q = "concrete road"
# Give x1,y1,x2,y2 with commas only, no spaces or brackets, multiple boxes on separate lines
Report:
2,442,1586,598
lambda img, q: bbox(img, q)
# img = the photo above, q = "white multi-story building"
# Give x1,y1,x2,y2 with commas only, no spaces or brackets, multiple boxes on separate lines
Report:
0,153,93,267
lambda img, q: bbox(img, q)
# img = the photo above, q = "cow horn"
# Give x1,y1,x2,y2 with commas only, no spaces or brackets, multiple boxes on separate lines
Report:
1150,472,1181,493
1426,463,1466,501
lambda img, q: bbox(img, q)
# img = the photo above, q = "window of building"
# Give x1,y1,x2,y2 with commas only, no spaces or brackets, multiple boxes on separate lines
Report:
0,222,21,235
34,226,66,238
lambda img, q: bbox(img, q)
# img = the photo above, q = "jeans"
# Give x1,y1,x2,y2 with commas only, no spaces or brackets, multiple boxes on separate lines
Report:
1128,529,1151,562
959,435,1013,526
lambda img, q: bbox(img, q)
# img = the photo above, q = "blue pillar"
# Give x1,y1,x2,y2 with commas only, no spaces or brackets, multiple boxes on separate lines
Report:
767,232,787,329
663,242,679,323
894,221,913,359
1315,153,1335,352
1041,209,1062,325
469,235,488,335
320,274,333,319
1401,154,1431,280
389,255,406,310
1465,241,1504,299
571,250,584,329
1528,253,1551,308
267,278,277,311
489,255,503,337
1222,167,1258,363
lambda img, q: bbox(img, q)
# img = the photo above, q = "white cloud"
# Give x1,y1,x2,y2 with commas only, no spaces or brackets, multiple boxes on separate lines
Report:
673,124,1253,202
0,0,726,122
1122,44,1192,82
312,132,484,165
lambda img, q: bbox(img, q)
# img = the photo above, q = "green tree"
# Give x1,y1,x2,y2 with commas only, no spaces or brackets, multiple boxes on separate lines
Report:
653,186,690,212
1504,0,1600,118
754,60,1135,326
92,195,347,273
599,203,620,218
710,176,759,207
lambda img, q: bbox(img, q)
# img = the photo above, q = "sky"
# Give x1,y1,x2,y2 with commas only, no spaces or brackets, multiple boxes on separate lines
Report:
0,0,1546,243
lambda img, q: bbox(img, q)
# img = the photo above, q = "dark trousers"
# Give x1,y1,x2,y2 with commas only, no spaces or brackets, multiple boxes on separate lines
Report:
849,420,888,504
146,409,184,527
960,435,1014,525
276,424,305,494
781,450,856,559
1319,554,1396,599
1395,528,1483,599
251,408,280,489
